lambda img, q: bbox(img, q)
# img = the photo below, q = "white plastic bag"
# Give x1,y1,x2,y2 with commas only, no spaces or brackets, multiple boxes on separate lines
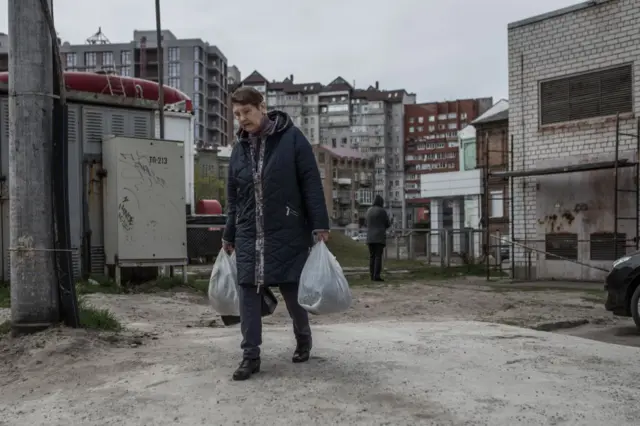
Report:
298,241,352,315
208,249,240,316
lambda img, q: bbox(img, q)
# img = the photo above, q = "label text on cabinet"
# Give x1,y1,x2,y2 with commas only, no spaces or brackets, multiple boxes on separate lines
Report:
149,156,168,165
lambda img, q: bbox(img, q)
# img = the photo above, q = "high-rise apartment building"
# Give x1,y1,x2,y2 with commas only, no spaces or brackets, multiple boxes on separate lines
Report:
404,98,493,206
0,29,230,147
239,71,415,227
226,65,241,141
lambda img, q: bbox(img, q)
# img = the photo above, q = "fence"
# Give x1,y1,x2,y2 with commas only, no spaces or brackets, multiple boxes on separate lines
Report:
185,224,513,274
333,227,502,268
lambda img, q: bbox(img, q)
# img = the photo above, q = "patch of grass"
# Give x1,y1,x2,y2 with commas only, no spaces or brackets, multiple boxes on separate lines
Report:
327,232,423,269
347,264,493,287
0,281,9,308
77,297,123,332
191,279,209,294
0,320,10,336
76,275,122,295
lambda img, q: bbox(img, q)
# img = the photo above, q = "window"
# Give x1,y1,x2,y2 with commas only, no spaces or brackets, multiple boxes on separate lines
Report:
461,112,467,120
318,153,325,163
545,233,578,260
447,113,457,119
84,52,97,68
120,51,132,65
65,53,77,69
447,123,457,129
168,62,180,77
428,125,435,132
409,117,415,124
120,66,131,77
193,46,202,61
540,65,632,125
489,190,503,218
409,127,415,133
168,47,179,62
102,52,114,67
167,77,180,89
417,126,424,132
193,61,203,76
194,77,201,92
418,116,424,123
590,232,626,261
428,116,435,122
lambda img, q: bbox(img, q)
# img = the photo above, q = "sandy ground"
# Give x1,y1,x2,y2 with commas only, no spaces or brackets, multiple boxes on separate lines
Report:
1,278,640,425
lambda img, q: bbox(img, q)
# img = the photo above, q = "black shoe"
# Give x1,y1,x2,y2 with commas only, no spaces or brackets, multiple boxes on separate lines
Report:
373,277,385,282
292,341,311,363
232,358,261,381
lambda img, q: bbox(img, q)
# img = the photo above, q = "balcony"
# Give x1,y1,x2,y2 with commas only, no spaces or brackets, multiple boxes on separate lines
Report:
356,188,373,205
337,177,352,185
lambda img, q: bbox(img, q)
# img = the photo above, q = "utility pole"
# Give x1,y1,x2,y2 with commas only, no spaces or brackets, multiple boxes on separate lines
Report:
155,0,165,139
8,0,58,334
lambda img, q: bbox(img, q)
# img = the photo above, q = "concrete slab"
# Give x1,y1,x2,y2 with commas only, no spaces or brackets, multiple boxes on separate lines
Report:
2,321,640,425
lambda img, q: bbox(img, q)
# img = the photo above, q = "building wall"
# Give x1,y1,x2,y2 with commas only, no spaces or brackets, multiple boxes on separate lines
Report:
54,29,229,148
313,146,374,227
404,98,492,207
475,119,510,237
508,0,640,280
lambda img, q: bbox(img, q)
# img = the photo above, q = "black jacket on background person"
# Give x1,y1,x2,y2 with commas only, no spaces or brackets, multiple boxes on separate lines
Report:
365,195,391,245
222,110,330,288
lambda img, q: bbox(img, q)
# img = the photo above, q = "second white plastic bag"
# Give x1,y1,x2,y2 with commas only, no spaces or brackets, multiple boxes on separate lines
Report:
298,241,352,315
208,249,240,316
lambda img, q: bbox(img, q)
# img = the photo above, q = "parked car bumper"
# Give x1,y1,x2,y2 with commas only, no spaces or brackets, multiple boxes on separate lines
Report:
605,269,630,316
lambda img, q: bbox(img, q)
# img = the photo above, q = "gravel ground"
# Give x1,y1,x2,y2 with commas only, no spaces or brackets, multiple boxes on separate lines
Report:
0,277,638,425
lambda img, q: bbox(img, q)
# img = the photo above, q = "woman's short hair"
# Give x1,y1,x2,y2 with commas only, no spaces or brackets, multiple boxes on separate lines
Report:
231,86,264,108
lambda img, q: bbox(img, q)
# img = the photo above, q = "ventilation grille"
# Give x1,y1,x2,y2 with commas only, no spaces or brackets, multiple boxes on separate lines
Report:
90,246,105,275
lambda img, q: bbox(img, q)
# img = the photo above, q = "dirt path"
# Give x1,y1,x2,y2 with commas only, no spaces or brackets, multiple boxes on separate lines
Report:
1,278,638,425
0,277,625,339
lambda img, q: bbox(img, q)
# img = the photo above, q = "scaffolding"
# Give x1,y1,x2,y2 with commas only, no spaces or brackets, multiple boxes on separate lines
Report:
483,115,640,281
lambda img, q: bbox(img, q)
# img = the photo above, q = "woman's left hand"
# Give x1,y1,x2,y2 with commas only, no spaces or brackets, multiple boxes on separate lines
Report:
315,231,329,243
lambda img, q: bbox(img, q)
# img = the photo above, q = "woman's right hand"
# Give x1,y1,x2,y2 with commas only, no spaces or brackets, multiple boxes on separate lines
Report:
223,240,235,254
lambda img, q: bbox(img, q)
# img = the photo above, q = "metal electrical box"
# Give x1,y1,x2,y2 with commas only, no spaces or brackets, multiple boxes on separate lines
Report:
102,136,187,273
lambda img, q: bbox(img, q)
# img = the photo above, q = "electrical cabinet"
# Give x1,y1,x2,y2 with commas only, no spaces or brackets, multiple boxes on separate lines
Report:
102,136,187,269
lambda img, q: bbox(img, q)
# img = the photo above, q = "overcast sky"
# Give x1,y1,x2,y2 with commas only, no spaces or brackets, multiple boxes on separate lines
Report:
1,0,580,102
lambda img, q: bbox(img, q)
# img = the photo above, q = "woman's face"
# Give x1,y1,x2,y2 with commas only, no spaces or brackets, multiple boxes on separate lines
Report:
233,102,266,133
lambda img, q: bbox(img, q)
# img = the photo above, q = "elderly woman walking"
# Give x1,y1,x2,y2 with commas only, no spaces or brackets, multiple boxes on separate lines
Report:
222,86,330,381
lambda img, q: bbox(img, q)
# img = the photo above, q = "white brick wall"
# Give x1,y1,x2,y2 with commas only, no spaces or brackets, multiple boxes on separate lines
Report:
508,0,640,278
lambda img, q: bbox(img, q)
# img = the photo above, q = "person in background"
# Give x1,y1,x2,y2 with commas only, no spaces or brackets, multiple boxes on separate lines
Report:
365,195,391,282
223,86,330,381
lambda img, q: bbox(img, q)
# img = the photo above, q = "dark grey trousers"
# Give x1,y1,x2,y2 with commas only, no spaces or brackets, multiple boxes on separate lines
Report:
238,283,311,360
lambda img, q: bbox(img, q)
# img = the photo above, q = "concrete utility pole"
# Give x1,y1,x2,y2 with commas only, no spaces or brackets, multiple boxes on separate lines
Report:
155,0,165,139
8,0,58,333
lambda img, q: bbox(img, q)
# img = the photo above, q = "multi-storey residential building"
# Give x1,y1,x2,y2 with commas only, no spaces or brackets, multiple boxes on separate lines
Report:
404,98,492,209
313,146,374,227
508,0,639,281
239,71,415,227
226,66,241,142
0,28,230,148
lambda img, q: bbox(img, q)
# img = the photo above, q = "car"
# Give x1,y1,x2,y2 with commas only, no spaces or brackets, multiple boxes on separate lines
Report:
605,250,640,329
500,246,509,262
352,232,367,242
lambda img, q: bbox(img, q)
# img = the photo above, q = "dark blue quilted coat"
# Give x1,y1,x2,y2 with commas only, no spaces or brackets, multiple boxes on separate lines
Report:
223,110,330,287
